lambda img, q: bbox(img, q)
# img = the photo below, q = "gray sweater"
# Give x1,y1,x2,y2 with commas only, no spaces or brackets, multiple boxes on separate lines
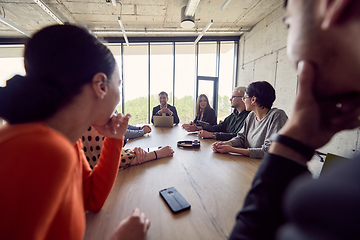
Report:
229,108,288,159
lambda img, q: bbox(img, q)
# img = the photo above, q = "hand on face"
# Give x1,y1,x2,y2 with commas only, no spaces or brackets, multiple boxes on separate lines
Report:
278,61,360,150
92,113,130,139
197,130,213,138
110,208,150,240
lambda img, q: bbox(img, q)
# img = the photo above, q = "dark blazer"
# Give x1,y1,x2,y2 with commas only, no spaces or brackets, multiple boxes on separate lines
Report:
151,104,179,124
193,107,217,126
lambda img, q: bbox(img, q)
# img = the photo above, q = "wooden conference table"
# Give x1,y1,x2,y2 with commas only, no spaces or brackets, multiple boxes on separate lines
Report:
84,125,261,240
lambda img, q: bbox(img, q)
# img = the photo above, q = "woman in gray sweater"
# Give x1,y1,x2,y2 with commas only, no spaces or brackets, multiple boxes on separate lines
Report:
211,81,288,159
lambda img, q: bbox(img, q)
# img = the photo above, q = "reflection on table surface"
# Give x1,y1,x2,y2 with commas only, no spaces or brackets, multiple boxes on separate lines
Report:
84,125,261,240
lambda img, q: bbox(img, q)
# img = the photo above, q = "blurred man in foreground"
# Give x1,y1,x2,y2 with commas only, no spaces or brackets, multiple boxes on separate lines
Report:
229,0,360,239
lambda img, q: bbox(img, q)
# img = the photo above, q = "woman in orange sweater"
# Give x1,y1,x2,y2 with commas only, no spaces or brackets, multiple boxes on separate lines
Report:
0,25,149,240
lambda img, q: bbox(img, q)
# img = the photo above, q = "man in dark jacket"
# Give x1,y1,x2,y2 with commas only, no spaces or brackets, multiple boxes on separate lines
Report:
151,91,179,125
197,86,250,141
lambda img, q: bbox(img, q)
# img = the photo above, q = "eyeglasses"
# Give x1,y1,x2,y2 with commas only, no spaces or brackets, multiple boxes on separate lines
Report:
242,97,251,101
230,95,242,100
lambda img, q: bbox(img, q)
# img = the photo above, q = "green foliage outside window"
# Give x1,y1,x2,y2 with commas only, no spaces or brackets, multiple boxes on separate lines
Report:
116,94,231,125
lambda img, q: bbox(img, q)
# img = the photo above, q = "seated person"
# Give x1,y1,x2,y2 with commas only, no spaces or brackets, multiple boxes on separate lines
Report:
182,94,217,131
0,24,149,239
83,126,174,170
197,86,250,141
125,124,151,140
212,81,288,159
151,91,179,125
230,1,360,238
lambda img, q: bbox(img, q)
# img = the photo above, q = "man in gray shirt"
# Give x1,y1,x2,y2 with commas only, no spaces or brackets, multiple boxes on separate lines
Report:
212,81,288,158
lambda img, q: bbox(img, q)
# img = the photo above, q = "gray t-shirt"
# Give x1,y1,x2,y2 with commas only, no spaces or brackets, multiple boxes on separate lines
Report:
230,108,288,159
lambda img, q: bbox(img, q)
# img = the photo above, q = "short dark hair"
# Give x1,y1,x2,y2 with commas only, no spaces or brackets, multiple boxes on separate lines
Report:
159,91,168,98
245,81,276,109
0,24,116,124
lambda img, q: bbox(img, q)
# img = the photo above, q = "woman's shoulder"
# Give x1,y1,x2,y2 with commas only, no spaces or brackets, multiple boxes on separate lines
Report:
246,111,256,119
206,107,216,114
268,108,288,120
0,123,76,161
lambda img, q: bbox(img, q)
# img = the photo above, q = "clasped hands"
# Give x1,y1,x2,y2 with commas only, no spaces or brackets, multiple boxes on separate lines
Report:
158,107,172,115
211,141,233,154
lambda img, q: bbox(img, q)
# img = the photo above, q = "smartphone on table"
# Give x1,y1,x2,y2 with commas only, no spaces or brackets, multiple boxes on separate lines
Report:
159,187,191,213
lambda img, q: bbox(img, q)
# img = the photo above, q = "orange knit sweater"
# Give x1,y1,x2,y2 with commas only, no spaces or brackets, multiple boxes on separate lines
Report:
0,123,123,240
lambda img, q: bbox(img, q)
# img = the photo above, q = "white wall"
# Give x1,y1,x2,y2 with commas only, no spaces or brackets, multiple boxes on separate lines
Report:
236,5,360,158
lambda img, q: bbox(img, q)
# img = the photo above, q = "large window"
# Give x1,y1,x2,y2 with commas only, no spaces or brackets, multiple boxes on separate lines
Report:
174,43,196,124
122,43,149,125
0,45,25,87
0,39,238,126
218,42,236,121
150,43,174,117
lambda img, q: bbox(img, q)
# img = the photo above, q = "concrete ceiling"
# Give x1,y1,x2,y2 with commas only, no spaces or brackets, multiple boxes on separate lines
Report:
0,0,284,39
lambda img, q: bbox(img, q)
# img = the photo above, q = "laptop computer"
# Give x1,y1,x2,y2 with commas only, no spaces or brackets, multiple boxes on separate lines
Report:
153,116,174,127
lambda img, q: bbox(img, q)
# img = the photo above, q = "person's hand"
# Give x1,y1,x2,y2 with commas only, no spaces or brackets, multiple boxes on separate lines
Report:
141,125,152,134
156,146,174,158
132,147,148,164
110,208,150,240
278,61,360,150
92,113,130,139
162,107,172,115
198,130,213,139
182,122,198,132
211,142,232,153
215,145,234,154
182,123,190,129
211,141,220,152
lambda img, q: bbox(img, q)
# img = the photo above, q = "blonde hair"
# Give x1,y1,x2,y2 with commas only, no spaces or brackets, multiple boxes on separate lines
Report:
234,86,246,96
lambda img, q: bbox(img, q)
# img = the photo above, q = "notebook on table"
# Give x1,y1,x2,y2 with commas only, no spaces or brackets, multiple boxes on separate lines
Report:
153,116,174,127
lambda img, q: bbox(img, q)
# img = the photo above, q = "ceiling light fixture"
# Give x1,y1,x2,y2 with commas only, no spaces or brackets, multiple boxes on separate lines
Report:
118,17,129,46
220,0,232,11
0,15,31,37
194,19,213,45
180,6,195,29
33,0,63,24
